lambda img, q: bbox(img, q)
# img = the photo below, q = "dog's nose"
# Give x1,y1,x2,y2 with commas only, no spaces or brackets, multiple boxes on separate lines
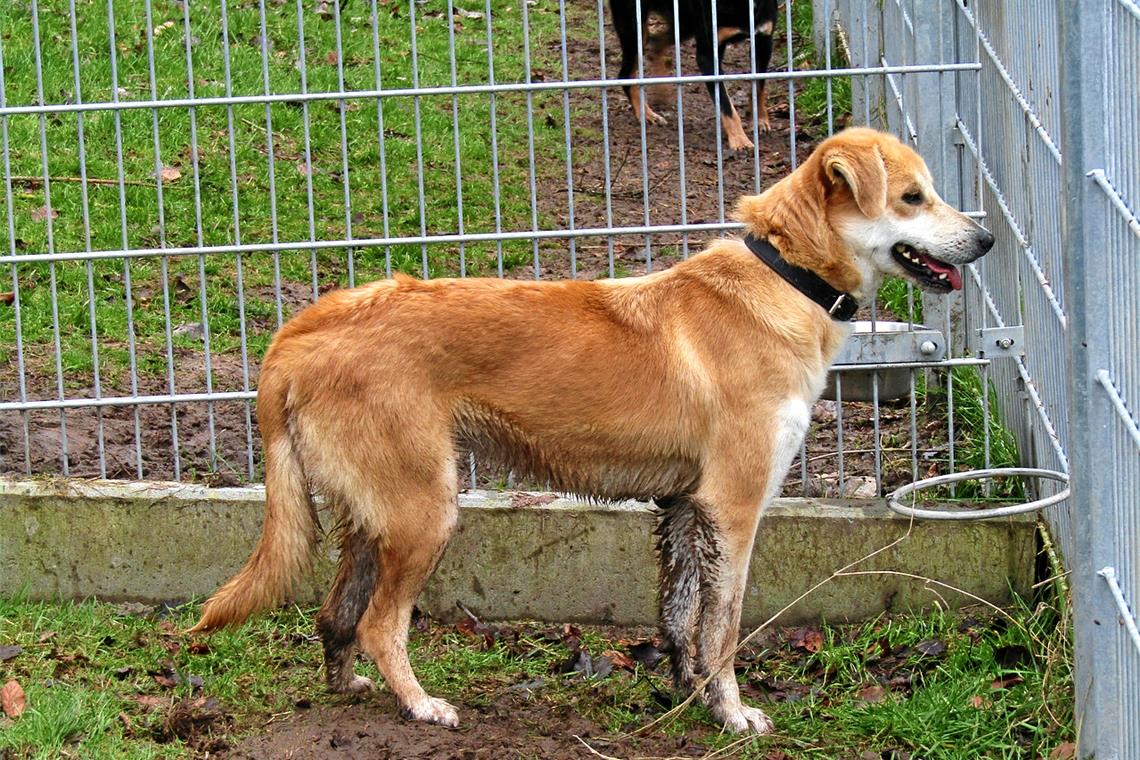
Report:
976,228,995,253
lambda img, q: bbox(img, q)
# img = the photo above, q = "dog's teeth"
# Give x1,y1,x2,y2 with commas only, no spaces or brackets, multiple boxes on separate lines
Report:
937,273,948,280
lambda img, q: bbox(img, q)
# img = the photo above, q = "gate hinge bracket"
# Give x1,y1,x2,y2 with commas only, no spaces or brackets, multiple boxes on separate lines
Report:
976,326,1024,359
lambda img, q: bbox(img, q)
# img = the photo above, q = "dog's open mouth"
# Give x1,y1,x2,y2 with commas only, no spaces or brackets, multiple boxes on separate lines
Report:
891,243,962,291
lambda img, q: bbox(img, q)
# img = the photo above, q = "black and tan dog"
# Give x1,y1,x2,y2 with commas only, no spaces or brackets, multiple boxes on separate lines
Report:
611,0,779,150
191,129,994,733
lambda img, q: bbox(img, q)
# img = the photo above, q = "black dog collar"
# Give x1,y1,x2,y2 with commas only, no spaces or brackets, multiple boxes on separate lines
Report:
744,234,859,321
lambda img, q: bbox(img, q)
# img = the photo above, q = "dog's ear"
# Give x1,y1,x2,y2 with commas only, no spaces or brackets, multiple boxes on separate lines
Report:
823,145,888,218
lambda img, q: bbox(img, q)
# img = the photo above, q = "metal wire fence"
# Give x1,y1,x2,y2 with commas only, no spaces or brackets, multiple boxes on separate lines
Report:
0,0,994,503
833,0,1140,756
0,0,1136,751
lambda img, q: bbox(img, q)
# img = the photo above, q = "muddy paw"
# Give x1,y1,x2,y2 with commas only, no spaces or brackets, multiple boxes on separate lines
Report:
716,703,774,734
338,675,375,694
403,696,459,728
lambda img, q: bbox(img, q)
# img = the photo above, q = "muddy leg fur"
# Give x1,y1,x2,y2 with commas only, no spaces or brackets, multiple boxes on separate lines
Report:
355,488,459,727
655,495,721,694
315,527,381,694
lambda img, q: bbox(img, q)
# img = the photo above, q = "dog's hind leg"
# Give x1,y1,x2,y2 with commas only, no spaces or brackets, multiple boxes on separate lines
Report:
655,495,719,695
315,524,381,694
753,22,774,132
355,478,460,727
612,2,667,125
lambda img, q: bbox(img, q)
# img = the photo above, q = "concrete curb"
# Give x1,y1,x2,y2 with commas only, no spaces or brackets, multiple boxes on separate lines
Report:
0,477,1036,626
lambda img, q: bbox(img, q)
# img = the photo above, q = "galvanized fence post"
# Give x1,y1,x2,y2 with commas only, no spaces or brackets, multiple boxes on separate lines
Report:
913,0,964,347
1059,1,1124,758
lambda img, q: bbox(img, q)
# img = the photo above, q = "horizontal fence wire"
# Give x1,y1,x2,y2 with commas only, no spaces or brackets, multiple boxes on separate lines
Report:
1,0,995,501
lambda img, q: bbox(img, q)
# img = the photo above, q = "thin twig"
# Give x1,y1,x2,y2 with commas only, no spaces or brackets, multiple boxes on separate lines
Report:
9,174,151,187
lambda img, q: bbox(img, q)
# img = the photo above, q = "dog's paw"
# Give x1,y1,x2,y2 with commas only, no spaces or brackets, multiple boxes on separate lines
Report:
716,703,774,734
337,675,375,694
642,106,668,126
727,132,755,151
402,696,460,728
756,114,772,133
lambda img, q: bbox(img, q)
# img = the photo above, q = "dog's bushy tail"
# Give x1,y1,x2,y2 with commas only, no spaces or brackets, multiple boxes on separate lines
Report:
190,383,316,634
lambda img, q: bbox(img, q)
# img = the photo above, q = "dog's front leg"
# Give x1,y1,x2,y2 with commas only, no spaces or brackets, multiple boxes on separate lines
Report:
693,399,810,733
693,523,773,734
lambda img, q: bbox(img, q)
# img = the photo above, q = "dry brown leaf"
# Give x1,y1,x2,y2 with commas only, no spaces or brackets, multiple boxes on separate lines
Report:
1,680,26,718
30,206,58,222
159,166,182,182
857,684,886,703
0,291,14,305
1048,742,1076,760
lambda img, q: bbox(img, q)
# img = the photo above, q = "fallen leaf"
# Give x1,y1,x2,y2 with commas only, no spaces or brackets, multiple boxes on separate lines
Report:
990,673,1023,690
325,50,339,66
857,684,886,703
454,5,483,18
1,680,26,718
915,639,947,657
154,673,180,688
37,631,56,644
159,166,181,182
0,645,22,661
627,640,664,670
187,641,211,655
789,626,824,653
1048,742,1076,760
0,291,14,305
968,694,989,709
30,206,59,222
602,649,636,671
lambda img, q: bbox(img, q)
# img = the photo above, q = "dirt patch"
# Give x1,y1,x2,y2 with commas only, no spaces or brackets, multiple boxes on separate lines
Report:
221,695,708,760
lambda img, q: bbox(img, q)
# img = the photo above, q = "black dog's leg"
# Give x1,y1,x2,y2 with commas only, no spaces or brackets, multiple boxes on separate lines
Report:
753,26,774,131
655,495,721,695
696,32,752,149
315,527,381,693
611,0,666,125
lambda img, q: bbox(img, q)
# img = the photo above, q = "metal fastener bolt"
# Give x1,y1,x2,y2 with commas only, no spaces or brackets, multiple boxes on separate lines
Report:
996,338,1014,349
919,340,938,355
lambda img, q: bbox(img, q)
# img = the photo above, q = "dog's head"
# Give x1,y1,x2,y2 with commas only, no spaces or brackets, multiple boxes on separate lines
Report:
819,128,994,293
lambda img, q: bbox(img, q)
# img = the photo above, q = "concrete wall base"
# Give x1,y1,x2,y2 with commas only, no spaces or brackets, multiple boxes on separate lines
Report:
0,478,1036,626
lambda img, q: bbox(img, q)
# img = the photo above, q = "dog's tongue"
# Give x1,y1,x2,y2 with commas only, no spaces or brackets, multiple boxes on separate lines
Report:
921,255,963,290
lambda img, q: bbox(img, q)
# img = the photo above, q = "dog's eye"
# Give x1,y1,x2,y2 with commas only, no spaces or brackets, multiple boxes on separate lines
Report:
902,191,924,205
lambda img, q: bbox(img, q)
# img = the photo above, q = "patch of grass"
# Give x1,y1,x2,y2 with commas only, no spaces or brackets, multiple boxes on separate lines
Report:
0,0,568,382
783,0,853,135
0,595,1072,758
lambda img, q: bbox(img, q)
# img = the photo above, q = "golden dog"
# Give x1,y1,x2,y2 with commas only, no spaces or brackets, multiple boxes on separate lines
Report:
191,128,993,733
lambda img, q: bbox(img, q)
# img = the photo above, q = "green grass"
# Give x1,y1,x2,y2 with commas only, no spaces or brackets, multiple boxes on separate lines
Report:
0,595,1073,759
785,0,853,136
0,0,568,380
